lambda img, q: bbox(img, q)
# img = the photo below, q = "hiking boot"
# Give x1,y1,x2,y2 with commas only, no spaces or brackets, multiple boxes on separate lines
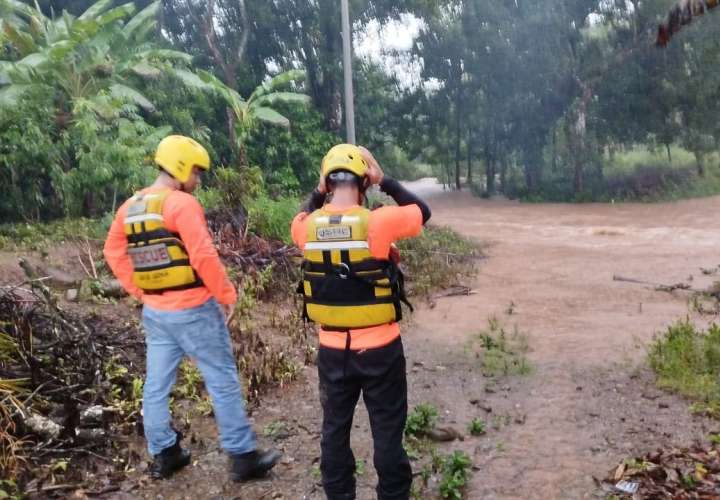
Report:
229,449,282,482
148,430,191,479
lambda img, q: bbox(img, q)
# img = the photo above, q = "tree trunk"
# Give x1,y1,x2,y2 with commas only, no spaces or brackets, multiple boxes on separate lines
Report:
467,129,473,186
573,156,583,194
552,127,558,172
454,88,462,191
666,142,672,164
485,143,496,195
500,157,508,193
695,151,705,177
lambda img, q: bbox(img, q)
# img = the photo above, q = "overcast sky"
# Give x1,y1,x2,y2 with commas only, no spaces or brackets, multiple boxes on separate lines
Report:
354,14,426,89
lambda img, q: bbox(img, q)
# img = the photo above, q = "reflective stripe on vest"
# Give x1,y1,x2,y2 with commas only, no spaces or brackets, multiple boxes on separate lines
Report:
301,206,402,330
123,190,202,293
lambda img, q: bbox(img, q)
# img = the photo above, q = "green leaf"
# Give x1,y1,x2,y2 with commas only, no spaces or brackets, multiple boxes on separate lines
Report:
250,69,306,101
123,1,159,40
0,84,35,106
95,2,136,27
171,68,213,90
131,61,161,79
3,0,38,20
47,39,76,61
17,52,47,68
2,20,37,55
28,14,45,40
253,107,290,128
266,69,306,91
136,49,192,64
109,83,155,112
78,0,113,21
254,91,310,107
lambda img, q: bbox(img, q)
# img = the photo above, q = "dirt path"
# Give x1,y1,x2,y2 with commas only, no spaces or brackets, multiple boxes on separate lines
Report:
405,179,720,499
123,182,720,499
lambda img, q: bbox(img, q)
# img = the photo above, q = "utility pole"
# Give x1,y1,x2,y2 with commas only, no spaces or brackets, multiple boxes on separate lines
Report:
341,0,356,144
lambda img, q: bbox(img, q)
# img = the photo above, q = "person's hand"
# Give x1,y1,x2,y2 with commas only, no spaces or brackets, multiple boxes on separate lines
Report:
317,175,327,194
359,146,384,185
223,303,236,325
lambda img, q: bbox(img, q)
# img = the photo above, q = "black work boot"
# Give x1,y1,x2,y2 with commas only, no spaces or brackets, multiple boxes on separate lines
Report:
148,430,191,479
229,449,282,482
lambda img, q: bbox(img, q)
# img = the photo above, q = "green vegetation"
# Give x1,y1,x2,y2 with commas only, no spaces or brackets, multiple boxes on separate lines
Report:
405,403,439,438
438,451,473,500
467,317,532,377
4,0,719,228
354,459,366,477
0,218,109,251
398,226,480,296
467,418,486,436
648,320,720,407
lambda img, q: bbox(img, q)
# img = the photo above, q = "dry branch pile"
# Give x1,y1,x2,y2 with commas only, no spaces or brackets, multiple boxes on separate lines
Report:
601,445,720,498
0,282,144,494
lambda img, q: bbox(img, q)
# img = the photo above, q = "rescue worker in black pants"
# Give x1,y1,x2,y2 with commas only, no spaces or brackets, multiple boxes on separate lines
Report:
290,144,431,500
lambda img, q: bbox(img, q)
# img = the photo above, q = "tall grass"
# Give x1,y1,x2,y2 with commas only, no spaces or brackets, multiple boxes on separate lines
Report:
398,225,481,296
648,320,720,406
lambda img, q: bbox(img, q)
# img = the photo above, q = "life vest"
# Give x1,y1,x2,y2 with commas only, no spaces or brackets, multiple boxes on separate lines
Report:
123,190,202,293
300,206,411,330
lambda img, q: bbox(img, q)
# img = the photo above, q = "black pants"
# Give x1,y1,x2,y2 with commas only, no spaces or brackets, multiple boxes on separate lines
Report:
318,337,412,500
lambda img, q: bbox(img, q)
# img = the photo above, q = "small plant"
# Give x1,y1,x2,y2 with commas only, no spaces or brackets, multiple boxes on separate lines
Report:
410,462,434,499
438,451,472,499
174,359,204,400
491,414,511,430
311,464,321,479
263,420,288,439
468,317,531,377
467,418,486,436
405,403,439,437
355,459,366,477
709,433,720,445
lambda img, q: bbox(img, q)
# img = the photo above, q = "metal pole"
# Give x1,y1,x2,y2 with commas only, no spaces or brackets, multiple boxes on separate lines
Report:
341,0,356,144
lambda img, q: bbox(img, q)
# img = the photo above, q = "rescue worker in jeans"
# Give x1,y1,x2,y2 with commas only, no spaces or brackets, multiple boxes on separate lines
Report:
291,144,431,500
103,135,280,481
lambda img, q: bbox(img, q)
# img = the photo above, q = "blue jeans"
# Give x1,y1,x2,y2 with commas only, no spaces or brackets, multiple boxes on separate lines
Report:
141,298,256,456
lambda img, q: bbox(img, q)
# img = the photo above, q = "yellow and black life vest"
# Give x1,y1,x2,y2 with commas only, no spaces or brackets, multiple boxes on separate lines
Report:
123,190,202,293
299,206,411,330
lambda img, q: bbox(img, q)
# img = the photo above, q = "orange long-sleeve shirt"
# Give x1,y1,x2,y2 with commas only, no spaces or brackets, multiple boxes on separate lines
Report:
291,203,423,350
103,187,237,311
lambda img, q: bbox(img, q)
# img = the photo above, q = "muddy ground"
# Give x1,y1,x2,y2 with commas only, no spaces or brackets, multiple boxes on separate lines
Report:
12,181,720,499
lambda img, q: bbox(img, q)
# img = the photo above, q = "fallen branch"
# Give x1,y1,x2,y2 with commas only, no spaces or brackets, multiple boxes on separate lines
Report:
612,274,701,293
432,285,475,299
24,483,85,495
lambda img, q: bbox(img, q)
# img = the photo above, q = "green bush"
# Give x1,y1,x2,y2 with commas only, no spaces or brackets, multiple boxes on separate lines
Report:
439,451,472,499
0,217,110,251
648,320,720,403
467,418,486,436
0,90,62,222
246,194,299,244
405,403,439,437
398,225,480,296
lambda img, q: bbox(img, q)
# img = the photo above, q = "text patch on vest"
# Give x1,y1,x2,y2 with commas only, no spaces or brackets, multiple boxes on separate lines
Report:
316,226,352,241
128,244,171,269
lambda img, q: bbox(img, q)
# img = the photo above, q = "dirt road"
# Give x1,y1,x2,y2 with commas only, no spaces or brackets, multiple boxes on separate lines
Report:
130,182,720,499
405,179,720,499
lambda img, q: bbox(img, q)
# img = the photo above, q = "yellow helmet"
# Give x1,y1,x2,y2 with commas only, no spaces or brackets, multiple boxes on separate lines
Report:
154,135,210,183
321,144,368,180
